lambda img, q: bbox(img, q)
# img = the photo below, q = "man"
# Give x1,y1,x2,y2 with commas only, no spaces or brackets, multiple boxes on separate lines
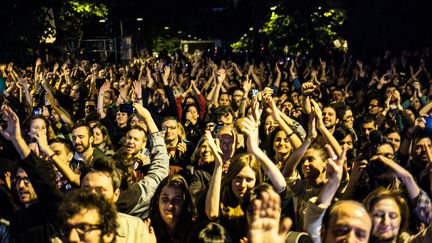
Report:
102,103,168,219
142,67,177,127
322,105,339,134
162,117,192,175
229,87,244,111
70,124,105,171
359,115,378,143
80,158,152,243
49,138,77,190
218,92,231,107
123,125,148,158
0,105,63,242
322,201,372,243
58,188,117,243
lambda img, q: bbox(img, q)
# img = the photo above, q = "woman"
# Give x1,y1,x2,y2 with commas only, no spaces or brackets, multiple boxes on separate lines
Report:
272,128,294,169
150,174,197,243
363,187,432,243
182,104,203,146
205,113,286,241
90,122,114,156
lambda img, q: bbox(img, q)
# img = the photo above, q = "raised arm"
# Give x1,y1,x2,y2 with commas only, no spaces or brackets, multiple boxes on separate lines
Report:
267,97,302,149
204,131,224,220
311,99,342,157
281,113,317,178
34,130,80,186
241,111,286,193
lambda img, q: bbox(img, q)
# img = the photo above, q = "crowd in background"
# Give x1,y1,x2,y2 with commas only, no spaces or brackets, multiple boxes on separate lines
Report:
1,48,432,242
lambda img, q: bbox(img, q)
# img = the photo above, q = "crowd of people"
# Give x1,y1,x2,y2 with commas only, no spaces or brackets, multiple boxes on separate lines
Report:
1,48,432,243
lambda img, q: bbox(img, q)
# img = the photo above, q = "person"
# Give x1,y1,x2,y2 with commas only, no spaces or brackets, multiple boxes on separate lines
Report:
189,135,217,205
70,123,106,171
48,138,78,190
142,66,178,127
80,157,153,243
149,174,196,242
89,122,115,156
363,187,432,242
114,103,169,219
58,188,118,243
303,144,373,243
205,109,287,241
182,104,204,145
161,116,192,176
244,185,292,243
0,105,63,243
322,201,372,243
188,222,232,243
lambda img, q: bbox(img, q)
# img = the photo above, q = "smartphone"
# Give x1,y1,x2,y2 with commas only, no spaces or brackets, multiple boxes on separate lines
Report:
96,78,105,90
33,107,43,115
251,89,259,97
119,103,136,113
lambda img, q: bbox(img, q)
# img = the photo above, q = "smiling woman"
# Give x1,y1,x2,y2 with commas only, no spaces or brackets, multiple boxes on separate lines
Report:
150,174,197,243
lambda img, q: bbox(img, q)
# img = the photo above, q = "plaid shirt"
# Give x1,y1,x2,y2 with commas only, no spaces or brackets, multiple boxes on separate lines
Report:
414,189,431,224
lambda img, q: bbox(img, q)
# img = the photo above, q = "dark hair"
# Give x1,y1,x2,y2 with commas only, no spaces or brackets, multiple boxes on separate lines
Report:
362,187,409,234
23,115,50,141
59,188,118,240
191,222,232,243
150,174,196,243
240,183,273,215
334,126,355,142
80,157,122,190
361,114,376,125
48,137,73,154
90,122,114,152
72,122,93,138
183,103,201,122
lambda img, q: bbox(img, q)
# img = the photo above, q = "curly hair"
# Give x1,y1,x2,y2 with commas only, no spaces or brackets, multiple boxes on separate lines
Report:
58,188,118,240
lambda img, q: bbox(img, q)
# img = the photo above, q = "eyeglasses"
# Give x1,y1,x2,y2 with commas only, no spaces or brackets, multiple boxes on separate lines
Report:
13,176,30,185
60,223,101,237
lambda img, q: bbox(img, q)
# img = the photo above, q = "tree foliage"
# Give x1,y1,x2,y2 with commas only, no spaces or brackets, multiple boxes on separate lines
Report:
232,4,347,55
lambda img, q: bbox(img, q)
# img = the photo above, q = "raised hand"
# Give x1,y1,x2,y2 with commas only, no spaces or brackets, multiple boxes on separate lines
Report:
301,82,316,96
248,187,292,243
0,105,21,141
163,66,171,84
204,131,223,165
132,80,142,98
216,69,226,84
240,116,260,152
325,144,347,183
307,112,318,140
133,103,152,121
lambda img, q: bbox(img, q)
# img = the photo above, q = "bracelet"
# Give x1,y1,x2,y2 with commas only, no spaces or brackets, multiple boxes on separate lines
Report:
137,97,143,100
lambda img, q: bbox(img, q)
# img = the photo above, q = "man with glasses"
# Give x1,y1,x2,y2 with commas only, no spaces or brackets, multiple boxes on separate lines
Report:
58,188,117,243
0,105,62,242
